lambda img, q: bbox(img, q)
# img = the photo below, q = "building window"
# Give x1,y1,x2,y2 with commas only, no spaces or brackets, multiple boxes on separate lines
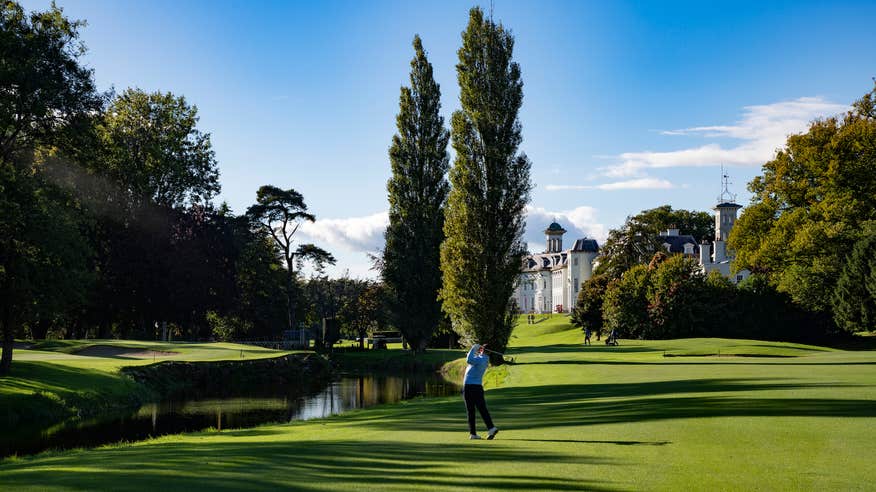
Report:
574,278,579,292
573,257,578,266
736,275,743,282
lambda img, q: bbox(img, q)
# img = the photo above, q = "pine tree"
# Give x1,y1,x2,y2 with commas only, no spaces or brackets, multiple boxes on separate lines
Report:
246,186,335,332
382,36,450,352
833,231,876,332
440,7,532,363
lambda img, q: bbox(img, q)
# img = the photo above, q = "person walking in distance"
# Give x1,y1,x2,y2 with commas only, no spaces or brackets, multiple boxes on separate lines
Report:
463,343,499,440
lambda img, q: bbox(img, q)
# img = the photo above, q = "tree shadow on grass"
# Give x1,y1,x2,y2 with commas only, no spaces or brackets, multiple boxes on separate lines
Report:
344,378,876,434
506,438,671,446
1,362,137,439
1,361,127,392
0,439,621,491
517,360,876,366
510,343,662,356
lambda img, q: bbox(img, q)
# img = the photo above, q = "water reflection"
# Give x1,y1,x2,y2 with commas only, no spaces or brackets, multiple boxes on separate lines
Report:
2,373,459,458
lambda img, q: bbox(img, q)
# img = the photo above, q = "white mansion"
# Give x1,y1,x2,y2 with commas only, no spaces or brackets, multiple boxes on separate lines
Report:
514,178,749,314
513,222,599,314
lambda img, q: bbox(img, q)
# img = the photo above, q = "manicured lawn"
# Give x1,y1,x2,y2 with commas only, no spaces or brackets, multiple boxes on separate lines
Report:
2,318,875,490
1,341,291,429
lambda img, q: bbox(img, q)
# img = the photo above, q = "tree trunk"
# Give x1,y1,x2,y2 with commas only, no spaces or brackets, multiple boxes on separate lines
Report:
69,318,82,339
31,318,51,340
98,319,112,339
286,269,295,332
0,313,14,376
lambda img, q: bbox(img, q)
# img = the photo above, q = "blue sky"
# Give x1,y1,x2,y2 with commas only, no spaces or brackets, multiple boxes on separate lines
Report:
22,0,876,277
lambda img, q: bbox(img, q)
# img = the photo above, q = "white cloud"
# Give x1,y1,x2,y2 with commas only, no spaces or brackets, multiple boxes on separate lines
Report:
545,178,675,191
297,206,606,270
602,96,848,176
297,211,389,253
524,205,606,252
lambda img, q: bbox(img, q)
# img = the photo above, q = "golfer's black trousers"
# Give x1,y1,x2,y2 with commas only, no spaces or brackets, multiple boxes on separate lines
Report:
463,384,494,434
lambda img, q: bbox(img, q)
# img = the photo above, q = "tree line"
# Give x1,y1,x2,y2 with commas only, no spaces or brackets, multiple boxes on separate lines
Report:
573,82,876,341
1,3,534,372
0,2,343,373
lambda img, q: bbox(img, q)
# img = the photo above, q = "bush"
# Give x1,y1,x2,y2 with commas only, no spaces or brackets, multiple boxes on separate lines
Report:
601,254,832,342
206,311,252,342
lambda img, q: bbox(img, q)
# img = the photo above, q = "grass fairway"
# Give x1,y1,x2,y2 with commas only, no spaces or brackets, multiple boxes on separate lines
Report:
2,318,875,491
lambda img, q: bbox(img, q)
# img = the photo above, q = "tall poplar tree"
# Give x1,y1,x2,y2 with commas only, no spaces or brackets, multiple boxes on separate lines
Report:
382,36,450,352
440,7,532,363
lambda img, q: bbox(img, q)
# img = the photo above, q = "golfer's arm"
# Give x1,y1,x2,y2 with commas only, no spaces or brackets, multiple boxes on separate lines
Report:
466,345,478,363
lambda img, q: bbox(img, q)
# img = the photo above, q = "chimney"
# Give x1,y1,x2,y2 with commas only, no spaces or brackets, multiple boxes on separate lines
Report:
699,240,711,265
666,224,679,236
714,239,727,263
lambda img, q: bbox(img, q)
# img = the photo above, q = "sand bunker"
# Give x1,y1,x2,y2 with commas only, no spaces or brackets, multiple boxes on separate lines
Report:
74,345,179,359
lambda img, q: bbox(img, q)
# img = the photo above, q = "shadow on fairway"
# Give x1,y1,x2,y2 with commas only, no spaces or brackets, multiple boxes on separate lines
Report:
517,360,876,366
345,378,876,434
0,439,621,491
506,438,671,446
511,343,661,355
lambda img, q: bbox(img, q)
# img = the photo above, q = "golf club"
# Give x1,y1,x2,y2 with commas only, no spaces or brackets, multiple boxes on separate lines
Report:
482,347,515,364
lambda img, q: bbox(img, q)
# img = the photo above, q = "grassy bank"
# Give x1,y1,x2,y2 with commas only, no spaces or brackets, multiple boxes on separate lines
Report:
0,341,295,429
329,347,463,373
3,317,876,490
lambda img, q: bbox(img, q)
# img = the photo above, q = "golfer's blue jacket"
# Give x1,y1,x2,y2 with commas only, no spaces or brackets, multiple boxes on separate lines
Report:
463,345,488,385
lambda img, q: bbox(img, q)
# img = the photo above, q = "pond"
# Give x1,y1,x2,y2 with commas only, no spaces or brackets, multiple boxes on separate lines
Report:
1,372,460,458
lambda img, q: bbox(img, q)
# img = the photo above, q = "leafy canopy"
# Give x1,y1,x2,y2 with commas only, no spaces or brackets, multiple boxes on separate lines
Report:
97,89,219,209
729,82,876,312
597,205,713,279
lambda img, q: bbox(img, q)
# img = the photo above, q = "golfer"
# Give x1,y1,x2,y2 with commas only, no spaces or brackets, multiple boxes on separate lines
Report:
463,343,499,440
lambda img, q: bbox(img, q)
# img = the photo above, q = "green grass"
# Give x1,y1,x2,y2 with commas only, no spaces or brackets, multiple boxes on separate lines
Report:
1,341,292,428
331,346,463,373
2,317,876,490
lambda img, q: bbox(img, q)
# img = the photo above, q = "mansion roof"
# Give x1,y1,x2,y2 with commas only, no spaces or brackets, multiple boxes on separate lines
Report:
658,234,698,254
522,238,599,272
572,238,599,252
